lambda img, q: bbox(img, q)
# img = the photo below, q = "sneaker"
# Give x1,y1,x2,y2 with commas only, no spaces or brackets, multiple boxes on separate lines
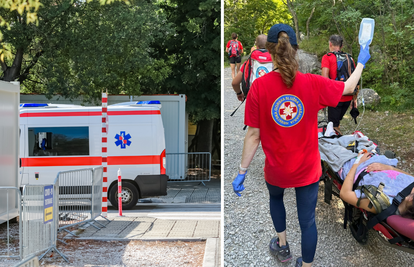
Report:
269,237,292,262
295,257,303,267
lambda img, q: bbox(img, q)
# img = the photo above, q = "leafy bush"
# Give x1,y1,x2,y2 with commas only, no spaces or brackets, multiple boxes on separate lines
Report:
299,34,331,60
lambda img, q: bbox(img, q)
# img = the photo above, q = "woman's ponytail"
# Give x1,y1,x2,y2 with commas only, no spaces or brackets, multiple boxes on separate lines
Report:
266,32,299,88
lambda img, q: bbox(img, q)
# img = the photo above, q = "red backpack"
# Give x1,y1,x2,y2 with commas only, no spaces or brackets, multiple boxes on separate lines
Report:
230,49,273,119
228,40,240,57
241,49,273,96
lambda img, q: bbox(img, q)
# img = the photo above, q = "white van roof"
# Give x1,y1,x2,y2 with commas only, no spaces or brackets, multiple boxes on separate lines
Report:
19,101,162,113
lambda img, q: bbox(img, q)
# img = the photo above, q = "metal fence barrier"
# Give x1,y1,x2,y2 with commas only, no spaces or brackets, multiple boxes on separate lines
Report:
55,167,107,233
166,152,211,182
21,184,67,262
0,187,22,260
13,253,39,267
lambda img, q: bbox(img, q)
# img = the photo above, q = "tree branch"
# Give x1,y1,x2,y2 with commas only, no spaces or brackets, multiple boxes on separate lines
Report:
24,77,43,85
18,50,44,83
306,7,315,38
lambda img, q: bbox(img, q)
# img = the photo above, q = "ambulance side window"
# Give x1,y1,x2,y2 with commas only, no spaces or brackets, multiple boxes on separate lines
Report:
28,127,89,156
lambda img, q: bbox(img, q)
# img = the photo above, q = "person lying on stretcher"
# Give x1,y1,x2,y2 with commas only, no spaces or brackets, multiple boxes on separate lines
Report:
339,151,414,219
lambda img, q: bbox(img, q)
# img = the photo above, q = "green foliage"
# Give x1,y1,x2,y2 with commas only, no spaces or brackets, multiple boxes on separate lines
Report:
299,34,330,59
224,0,291,54
156,0,220,122
1,0,173,101
225,0,414,111
292,0,414,111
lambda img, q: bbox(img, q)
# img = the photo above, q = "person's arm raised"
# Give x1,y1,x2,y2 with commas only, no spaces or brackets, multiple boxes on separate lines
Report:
343,45,370,95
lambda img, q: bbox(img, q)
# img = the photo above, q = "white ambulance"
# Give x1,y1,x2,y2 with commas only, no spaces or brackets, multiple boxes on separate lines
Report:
19,101,168,209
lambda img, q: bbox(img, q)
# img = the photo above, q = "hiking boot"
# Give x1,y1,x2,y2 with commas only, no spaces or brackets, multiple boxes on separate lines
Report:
269,237,292,262
295,257,303,267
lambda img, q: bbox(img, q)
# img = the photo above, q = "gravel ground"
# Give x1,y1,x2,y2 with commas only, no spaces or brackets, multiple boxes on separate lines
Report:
0,221,205,266
223,67,414,267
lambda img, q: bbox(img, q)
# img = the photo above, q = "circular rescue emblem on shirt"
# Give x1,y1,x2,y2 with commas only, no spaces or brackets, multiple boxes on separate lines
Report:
256,66,269,78
271,94,305,127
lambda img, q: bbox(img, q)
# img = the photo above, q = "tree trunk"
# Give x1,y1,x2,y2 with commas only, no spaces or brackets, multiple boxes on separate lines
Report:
2,48,24,82
306,7,315,39
284,0,300,43
196,119,214,153
211,119,220,160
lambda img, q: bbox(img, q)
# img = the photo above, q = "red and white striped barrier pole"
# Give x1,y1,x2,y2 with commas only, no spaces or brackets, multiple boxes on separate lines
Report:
117,168,122,216
101,90,108,217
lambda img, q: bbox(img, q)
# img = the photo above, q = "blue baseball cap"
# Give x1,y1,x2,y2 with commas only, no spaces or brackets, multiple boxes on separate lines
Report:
267,24,297,45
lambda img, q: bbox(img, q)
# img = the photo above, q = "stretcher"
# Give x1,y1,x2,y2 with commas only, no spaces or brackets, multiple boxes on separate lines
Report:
318,128,414,254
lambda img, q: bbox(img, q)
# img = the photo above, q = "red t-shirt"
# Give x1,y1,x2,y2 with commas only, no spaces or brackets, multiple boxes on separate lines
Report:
321,53,353,102
245,71,344,188
226,40,243,57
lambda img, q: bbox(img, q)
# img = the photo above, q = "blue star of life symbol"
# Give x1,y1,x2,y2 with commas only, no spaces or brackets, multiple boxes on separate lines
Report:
115,131,131,149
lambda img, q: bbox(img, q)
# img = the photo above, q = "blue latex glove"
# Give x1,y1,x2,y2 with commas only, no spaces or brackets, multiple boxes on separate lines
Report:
232,172,246,197
358,44,371,68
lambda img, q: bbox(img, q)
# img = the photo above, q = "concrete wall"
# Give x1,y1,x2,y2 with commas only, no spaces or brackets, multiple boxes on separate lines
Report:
0,81,20,223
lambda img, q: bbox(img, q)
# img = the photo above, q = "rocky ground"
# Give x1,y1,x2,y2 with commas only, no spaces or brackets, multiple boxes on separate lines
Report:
0,221,205,266
223,67,414,267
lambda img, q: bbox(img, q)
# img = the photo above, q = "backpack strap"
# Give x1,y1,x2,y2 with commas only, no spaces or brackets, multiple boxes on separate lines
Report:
246,56,252,91
240,55,253,97
342,170,369,229
366,182,414,230
353,170,368,191
345,53,352,79
343,201,351,229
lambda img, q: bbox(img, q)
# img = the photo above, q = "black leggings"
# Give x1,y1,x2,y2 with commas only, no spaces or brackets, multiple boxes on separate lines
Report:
328,101,351,127
266,181,319,263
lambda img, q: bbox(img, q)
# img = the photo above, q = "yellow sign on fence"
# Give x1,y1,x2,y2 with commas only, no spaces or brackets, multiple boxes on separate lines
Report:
44,185,53,224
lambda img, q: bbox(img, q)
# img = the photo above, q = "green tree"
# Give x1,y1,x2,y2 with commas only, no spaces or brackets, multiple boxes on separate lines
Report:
0,0,172,101
157,0,220,153
0,0,127,63
296,0,414,108
224,0,291,54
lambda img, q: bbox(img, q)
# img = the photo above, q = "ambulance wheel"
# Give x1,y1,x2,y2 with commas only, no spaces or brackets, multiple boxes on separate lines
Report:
109,182,139,210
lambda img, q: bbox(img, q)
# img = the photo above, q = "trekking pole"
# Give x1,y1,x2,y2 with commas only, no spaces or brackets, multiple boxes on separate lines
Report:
230,98,245,116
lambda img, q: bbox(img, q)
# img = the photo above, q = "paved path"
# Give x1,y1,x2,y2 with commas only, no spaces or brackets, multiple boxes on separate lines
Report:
68,179,222,266
76,216,220,240
112,203,220,220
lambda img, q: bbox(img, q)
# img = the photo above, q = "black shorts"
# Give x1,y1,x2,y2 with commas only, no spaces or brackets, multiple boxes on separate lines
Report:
229,56,241,64
328,101,351,127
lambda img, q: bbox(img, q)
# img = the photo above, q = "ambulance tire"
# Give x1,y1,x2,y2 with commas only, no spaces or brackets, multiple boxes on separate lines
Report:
109,182,139,210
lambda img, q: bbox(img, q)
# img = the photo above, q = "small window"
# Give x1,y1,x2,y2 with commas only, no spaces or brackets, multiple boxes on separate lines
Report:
28,127,89,156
